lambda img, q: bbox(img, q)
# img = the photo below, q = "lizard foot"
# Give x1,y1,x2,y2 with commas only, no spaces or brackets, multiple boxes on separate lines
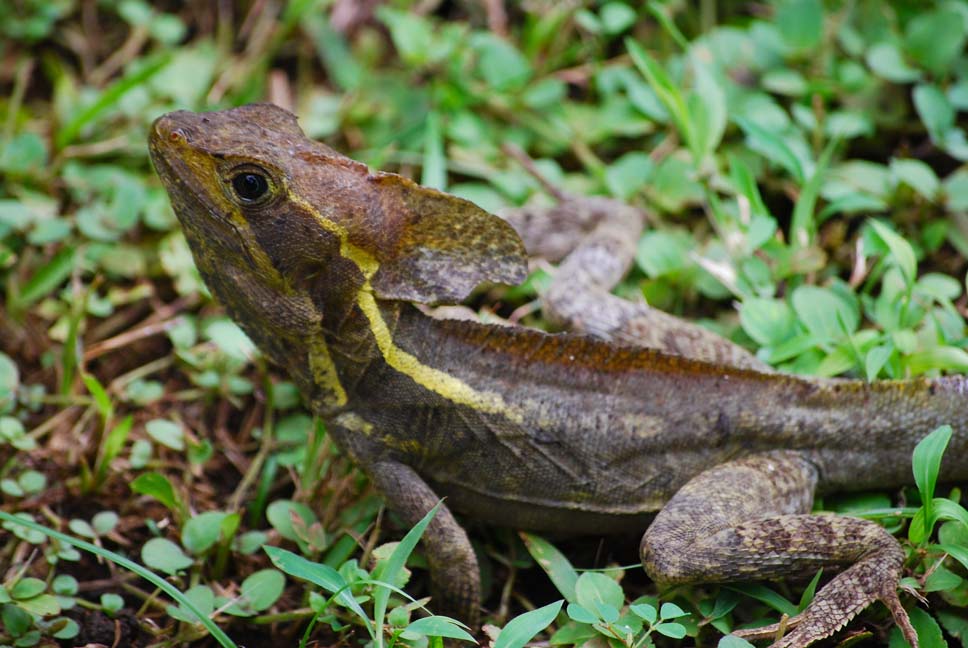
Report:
731,548,917,648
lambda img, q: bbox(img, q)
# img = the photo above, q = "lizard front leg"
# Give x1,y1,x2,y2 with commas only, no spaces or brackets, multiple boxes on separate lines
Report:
366,460,481,625
640,451,917,648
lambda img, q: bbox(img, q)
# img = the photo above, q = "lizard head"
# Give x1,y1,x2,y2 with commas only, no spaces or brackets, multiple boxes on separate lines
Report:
149,103,528,320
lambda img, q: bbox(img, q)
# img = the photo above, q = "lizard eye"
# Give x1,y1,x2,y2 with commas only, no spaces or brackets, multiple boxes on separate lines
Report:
231,171,270,203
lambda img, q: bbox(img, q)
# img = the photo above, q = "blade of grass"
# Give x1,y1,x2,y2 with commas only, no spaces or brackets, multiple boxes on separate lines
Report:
56,52,172,149
0,511,238,648
373,501,442,648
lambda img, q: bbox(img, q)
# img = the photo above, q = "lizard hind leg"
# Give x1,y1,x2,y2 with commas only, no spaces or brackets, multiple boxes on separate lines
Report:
639,451,917,648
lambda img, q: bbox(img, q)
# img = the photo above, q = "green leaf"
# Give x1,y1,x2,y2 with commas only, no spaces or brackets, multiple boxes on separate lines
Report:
203,319,256,363
229,569,285,614
145,418,184,451
265,500,318,543
94,415,132,489
630,602,657,624
891,158,939,201
865,42,920,83
636,229,694,277
263,545,371,629
421,111,445,191
867,220,917,287
689,60,727,159
0,133,48,175
0,353,18,413
130,472,185,519
2,604,32,636
373,502,442,646
10,578,46,600
472,33,531,90
735,116,803,183
655,622,687,639
56,52,172,148
182,511,228,555
567,602,598,624
605,152,654,200
626,39,693,155
910,425,952,543
775,0,823,51
166,585,214,623
494,600,563,648
719,636,756,648
141,538,193,575
521,533,578,602
574,572,623,611
905,347,968,375
914,85,954,140
82,373,112,420
100,592,124,614
660,602,688,619
9,246,75,313
865,345,893,381
889,606,945,648
405,616,476,642
791,285,859,343
726,584,798,617
904,8,966,76
740,298,796,347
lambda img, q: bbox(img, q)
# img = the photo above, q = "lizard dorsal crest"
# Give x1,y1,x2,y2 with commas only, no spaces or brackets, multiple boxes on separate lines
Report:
366,173,528,304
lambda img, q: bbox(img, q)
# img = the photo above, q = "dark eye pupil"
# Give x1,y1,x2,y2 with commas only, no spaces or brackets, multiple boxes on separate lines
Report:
232,173,269,202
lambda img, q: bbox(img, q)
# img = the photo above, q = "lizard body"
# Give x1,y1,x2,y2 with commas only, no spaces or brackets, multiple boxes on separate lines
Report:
149,103,968,647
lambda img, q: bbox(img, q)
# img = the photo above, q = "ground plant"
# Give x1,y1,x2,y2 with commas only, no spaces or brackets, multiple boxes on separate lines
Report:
1,1,968,646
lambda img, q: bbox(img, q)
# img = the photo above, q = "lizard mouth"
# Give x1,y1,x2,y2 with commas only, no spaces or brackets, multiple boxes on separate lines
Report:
149,114,235,230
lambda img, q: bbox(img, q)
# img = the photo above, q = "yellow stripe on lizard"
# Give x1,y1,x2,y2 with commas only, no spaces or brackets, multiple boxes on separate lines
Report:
355,290,522,421
290,193,521,422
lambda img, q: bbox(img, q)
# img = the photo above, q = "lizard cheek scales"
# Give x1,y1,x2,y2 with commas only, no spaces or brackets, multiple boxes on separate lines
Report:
151,105,968,648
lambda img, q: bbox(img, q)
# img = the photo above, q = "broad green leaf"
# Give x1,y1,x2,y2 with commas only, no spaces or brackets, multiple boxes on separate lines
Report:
494,600,563,648
145,418,184,451
914,84,954,140
521,533,578,602
130,472,186,519
9,246,75,312
866,42,920,83
910,425,952,543
230,569,285,614
888,606,945,648
791,285,859,343
574,572,623,611
263,545,370,629
566,602,598,624
655,622,687,639
182,511,229,555
890,158,939,201
867,220,917,287
775,0,823,51
735,116,803,183
421,111,445,191
904,8,966,76
405,616,475,642
141,538,193,575
740,298,796,347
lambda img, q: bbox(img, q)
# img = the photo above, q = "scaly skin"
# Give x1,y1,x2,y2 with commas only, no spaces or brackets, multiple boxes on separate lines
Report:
149,103,968,647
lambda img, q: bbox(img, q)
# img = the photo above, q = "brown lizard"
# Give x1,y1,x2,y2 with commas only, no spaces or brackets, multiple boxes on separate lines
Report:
149,103,968,648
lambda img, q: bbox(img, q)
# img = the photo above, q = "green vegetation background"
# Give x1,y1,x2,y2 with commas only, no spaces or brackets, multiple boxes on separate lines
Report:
1,0,968,646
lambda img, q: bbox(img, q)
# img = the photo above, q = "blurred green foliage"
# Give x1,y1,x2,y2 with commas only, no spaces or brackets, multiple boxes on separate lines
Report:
1,0,968,645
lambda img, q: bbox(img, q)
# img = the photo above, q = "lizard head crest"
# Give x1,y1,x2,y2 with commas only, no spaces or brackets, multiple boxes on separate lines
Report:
149,103,528,306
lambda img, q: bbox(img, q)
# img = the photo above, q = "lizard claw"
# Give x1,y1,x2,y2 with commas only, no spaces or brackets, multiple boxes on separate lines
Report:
730,559,919,648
